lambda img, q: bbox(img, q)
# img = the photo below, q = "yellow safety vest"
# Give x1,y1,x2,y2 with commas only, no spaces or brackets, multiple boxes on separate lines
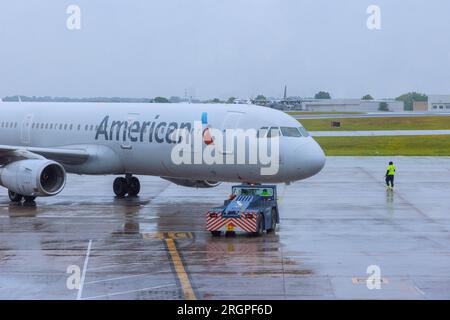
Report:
387,165,396,176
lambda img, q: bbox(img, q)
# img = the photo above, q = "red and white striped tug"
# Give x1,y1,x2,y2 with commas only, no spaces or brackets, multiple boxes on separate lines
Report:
206,210,258,233
205,185,279,237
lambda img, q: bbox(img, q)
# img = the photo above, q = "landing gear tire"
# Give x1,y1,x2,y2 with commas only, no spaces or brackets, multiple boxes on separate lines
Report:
113,177,128,197
8,191,22,202
251,215,264,237
127,177,141,197
267,208,277,233
211,231,221,237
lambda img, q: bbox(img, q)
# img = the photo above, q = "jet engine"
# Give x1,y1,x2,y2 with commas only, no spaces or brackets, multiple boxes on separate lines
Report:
0,159,66,197
161,177,221,188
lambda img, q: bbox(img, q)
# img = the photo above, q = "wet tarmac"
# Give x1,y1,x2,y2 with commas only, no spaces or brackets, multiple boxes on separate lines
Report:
1,156,450,300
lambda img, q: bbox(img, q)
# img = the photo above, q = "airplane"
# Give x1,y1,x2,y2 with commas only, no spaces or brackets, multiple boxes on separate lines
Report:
0,102,325,203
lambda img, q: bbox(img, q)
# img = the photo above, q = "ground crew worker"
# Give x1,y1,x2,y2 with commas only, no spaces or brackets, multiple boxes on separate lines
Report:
385,161,396,190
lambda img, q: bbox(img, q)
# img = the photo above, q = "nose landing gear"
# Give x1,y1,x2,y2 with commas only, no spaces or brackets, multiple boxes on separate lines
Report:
113,174,141,197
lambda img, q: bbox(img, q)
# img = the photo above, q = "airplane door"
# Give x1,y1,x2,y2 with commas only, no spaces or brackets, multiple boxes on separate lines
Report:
221,111,244,154
21,114,33,146
221,111,243,131
120,113,140,172
121,113,139,150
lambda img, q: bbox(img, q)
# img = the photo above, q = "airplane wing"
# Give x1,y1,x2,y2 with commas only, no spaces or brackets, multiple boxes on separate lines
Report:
0,145,89,166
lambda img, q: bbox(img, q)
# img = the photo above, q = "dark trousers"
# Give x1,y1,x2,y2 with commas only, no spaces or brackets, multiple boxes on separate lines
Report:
386,175,394,188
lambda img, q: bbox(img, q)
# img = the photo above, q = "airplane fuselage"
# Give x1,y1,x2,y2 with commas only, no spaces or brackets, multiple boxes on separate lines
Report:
0,102,325,184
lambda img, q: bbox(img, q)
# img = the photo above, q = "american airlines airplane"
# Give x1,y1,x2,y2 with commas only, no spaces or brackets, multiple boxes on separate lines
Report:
0,102,325,203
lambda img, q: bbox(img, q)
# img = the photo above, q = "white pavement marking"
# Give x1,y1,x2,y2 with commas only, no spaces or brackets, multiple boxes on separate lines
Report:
81,283,176,300
311,130,450,137
85,271,166,285
76,239,92,300
87,261,160,271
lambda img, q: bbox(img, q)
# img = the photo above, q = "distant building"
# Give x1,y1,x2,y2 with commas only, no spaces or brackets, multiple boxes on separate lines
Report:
428,95,450,112
233,98,251,104
413,101,428,112
300,99,404,112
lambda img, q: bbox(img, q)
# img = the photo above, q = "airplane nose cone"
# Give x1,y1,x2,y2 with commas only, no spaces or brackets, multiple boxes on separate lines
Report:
293,139,326,179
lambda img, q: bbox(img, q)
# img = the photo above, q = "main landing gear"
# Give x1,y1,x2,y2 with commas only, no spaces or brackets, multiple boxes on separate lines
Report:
113,174,141,197
8,190,36,204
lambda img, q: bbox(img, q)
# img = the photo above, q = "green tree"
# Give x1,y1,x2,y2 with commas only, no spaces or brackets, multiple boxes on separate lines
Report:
253,95,267,106
211,98,221,103
314,91,331,99
395,92,428,111
154,97,170,103
378,102,389,111
362,94,374,100
227,97,236,104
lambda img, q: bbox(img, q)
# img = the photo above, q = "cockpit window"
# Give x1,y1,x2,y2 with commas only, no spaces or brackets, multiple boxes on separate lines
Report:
281,127,302,137
257,127,269,138
298,127,310,137
266,127,280,138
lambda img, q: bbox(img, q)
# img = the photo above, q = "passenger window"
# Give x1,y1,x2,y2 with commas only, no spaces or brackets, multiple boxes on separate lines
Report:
90,125,93,131
85,125,88,131
281,127,302,137
59,124,63,130
64,124,68,130
45,124,49,129
41,123,44,129
69,124,73,130
77,124,81,131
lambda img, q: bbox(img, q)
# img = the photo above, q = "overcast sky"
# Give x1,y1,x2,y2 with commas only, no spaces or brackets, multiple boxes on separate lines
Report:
0,0,449,99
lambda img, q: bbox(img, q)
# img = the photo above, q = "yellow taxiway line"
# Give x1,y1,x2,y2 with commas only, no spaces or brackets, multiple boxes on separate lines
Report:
165,238,196,300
